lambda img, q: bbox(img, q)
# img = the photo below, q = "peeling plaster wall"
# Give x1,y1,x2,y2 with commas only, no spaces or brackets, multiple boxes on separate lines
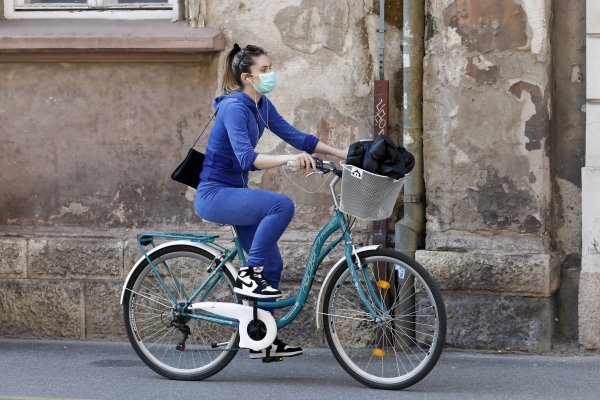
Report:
417,0,555,351
424,0,552,248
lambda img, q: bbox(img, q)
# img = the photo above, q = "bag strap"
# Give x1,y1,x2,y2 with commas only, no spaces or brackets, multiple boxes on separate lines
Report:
190,111,217,149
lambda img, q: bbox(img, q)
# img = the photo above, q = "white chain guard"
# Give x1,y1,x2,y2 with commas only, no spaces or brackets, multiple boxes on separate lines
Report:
189,301,277,351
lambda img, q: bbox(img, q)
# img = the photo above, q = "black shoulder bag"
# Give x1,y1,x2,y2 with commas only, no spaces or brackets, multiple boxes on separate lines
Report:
170,112,216,189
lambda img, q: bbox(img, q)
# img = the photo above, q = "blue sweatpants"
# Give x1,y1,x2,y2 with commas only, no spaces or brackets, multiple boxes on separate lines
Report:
194,182,295,290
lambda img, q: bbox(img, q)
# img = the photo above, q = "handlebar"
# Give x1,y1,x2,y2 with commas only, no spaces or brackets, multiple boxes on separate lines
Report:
284,156,343,177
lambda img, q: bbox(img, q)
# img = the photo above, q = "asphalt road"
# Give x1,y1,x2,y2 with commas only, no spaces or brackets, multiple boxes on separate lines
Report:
0,338,599,400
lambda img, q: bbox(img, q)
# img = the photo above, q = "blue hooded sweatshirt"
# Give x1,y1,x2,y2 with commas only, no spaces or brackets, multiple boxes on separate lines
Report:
198,91,320,188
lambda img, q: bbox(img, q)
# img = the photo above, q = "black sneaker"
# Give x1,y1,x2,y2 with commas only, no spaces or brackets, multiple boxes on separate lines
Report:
249,337,303,359
234,266,282,299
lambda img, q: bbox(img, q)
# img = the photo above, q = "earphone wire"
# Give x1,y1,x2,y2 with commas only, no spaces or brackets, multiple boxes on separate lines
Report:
252,94,331,194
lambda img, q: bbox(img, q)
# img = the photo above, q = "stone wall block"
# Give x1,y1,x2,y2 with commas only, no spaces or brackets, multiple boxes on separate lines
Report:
0,238,27,277
0,280,82,338
29,238,123,279
444,292,553,352
416,250,552,296
85,280,127,339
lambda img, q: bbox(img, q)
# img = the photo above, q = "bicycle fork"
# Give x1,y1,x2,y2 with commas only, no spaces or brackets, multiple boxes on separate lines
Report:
345,244,388,322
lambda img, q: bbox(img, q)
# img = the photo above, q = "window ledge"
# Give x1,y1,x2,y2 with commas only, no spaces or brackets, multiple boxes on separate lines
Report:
0,19,225,62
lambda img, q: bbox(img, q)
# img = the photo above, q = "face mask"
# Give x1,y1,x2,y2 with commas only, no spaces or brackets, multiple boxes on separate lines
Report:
249,71,276,95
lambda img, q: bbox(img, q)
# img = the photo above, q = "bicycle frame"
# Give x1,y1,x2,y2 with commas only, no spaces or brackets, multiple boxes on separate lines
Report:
135,211,387,331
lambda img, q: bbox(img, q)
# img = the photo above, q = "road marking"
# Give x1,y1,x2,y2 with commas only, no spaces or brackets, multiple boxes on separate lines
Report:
0,396,94,400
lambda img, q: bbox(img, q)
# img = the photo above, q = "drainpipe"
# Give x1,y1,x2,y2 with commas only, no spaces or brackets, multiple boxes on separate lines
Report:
395,0,425,259
372,0,389,250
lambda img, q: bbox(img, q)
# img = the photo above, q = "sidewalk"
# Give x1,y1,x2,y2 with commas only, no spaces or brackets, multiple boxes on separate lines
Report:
0,338,598,400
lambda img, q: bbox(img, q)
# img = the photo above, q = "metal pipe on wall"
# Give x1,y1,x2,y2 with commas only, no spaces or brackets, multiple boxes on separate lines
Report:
395,0,425,259
372,0,389,250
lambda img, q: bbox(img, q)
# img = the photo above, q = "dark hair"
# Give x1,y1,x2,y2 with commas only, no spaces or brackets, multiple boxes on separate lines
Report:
222,43,267,94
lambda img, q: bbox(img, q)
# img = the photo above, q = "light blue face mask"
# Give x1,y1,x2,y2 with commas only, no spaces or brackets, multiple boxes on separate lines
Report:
249,71,276,95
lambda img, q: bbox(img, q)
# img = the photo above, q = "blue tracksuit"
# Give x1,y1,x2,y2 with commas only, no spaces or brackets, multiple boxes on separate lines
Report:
194,91,319,289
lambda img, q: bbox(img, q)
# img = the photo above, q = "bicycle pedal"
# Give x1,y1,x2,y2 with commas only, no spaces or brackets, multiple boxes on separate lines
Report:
262,356,284,363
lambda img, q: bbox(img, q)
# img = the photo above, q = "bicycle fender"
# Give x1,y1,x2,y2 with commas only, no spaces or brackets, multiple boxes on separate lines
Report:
120,240,237,305
315,244,380,330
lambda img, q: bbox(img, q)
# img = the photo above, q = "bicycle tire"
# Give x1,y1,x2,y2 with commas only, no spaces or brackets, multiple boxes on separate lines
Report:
123,244,240,380
322,248,446,390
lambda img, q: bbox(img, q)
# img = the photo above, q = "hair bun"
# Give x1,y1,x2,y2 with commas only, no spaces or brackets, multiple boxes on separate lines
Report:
231,43,241,55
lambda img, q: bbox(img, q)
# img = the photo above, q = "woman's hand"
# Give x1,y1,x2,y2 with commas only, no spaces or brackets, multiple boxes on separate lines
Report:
290,152,317,171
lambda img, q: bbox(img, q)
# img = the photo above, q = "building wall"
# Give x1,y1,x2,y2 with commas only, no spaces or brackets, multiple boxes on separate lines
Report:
0,0,589,351
0,1,398,344
416,0,555,351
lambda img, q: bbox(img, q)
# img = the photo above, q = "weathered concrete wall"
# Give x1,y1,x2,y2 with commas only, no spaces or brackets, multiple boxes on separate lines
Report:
1,62,220,229
551,0,586,341
0,1,397,343
416,0,555,351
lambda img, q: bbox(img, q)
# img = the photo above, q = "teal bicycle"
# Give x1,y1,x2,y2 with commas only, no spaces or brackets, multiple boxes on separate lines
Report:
120,158,446,390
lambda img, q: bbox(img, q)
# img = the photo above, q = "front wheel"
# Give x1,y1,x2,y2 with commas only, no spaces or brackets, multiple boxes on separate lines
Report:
322,249,446,390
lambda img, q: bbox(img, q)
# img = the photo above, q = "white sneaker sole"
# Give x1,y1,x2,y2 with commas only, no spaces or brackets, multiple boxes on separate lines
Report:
234,287,283,299
249,350,303,359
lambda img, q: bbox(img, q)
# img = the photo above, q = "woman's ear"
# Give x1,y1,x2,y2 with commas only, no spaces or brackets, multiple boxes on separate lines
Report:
242,73,255,85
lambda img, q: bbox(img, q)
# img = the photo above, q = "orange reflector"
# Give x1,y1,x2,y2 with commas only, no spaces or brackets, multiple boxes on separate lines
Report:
377,280,391,289
372,348,385,357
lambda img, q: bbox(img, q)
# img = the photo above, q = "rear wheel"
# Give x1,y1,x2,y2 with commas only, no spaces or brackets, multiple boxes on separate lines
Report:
123,244,240,380
322,249,446,390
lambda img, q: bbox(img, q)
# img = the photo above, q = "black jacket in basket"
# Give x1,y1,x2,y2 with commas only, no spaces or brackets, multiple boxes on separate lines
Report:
345,135,415,179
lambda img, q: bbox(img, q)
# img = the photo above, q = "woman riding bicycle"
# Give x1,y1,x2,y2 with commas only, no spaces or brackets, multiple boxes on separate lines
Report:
194,43,348,358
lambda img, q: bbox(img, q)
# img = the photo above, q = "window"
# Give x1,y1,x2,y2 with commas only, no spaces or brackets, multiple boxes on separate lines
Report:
4,0,177,18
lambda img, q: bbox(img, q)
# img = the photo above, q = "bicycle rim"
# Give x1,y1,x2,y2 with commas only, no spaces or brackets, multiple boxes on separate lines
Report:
324,251,445,389
124,247,239,379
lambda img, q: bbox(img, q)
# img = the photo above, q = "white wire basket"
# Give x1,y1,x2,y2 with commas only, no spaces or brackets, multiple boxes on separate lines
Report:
338,161,405,221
